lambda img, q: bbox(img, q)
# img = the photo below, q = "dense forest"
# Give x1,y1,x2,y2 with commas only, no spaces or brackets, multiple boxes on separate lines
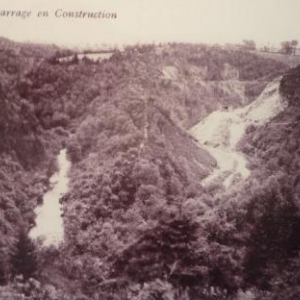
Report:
0,36,300,299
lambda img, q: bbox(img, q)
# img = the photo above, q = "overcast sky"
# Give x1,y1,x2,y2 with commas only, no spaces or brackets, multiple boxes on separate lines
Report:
0,0,299,48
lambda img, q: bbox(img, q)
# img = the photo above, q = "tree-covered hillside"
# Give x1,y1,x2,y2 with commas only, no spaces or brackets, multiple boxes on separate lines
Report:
2,38,299,299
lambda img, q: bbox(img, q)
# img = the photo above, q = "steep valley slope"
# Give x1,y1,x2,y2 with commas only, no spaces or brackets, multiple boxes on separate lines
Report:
2,39,300,300
189,77,286,188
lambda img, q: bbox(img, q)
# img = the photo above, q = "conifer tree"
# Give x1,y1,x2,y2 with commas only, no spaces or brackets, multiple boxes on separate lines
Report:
10,228,38,280
0,257,6,284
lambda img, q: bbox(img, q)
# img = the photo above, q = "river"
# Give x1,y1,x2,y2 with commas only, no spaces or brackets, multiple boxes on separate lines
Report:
29,149,71,246
189,77,286,188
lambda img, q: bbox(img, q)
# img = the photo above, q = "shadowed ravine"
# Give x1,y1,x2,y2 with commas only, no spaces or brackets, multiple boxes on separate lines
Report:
190,77,286,188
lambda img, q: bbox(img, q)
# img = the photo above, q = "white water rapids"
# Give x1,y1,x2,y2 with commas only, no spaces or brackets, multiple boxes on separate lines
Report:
29,149,71,246
189,77,287,188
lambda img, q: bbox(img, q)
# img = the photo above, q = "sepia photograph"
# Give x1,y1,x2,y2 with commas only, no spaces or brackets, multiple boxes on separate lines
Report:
0,0,300,299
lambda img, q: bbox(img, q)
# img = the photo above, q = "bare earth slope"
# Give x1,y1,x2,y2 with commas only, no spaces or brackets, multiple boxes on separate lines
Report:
189,77,286,188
